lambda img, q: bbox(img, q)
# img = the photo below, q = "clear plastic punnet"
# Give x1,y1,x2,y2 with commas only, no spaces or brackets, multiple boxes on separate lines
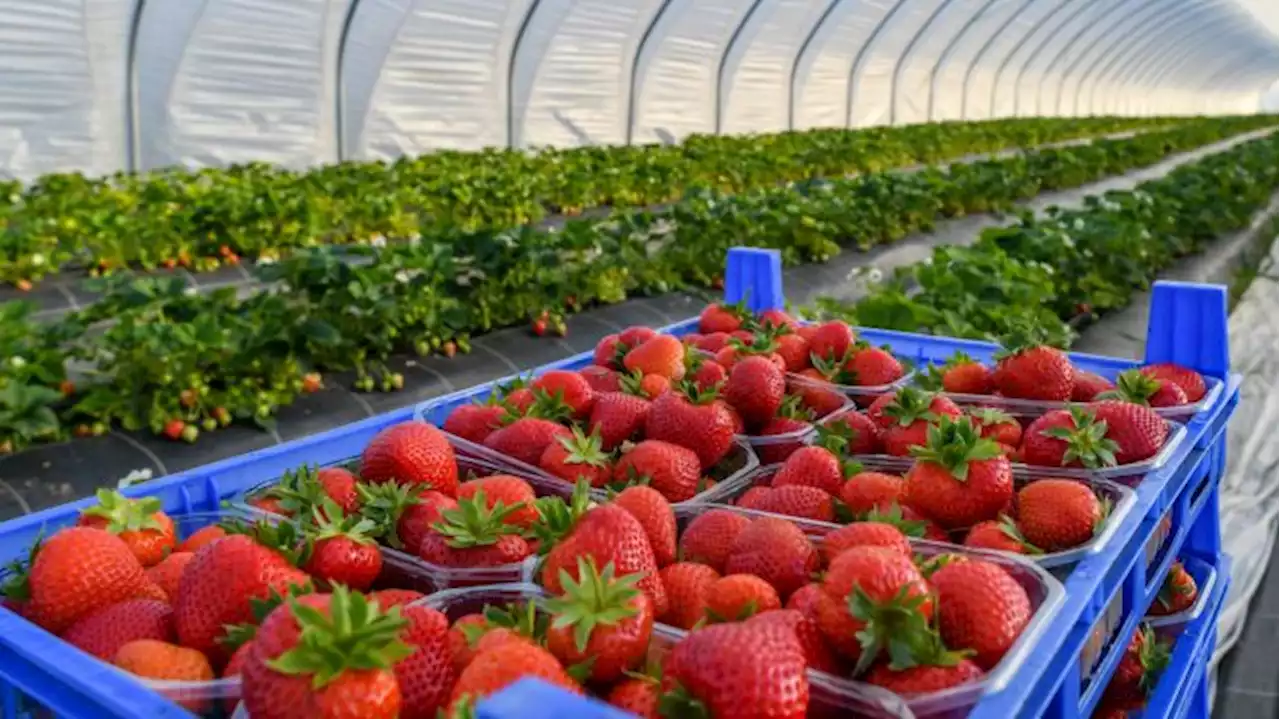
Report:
736,381,853,465
786,363,918,406
1146,553,1219,635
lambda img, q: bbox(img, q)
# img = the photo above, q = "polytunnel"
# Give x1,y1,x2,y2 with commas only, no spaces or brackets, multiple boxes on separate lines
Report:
0,1,1275,718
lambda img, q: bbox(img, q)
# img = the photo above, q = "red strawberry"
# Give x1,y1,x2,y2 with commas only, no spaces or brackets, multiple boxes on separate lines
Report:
588,391,651,451
594,335,624,369
613,486,677,567
823,409,883,454
443,403,506,444
645,386,736,469
607,677,659,718
694,332,730,353
820,522,911,563
174,530,312,665
623,335,686,380
743,485,834,522
678,509,752,573
748,608,842,673
1021,407,1120,468
613,440,703,502
662,620,808,719
532,370,596,417
815,547,933,669
303,500,384,592
941,353,993,395
241,589,411,719
774,333,811,372
315,467,360,514
356,482,458,552
458,475,539,529
699,303,746,334
970,407,1023,447
1150,561,1198,616
839,472,905,516
1016,479,1101,550
176,525,226,554
1072,370,1115,401
904,417,1013,530
993,339,1074,401
931,559,1032,669
541,505,668,618
772,442,856,496
964,518,1041,555
1088,400,1168,464
808,321,856,362
869,387,964,457
361,421,459,495
620,326,659,348
370,589,426,608
417,492,532,568
545,558,654,682
724,516,820,600
1099,369,1188,408
62,599,174,660
866,502,951,542
754,413,813,465
395,604,457,719
504,387,536,415
690,358,728,392
795,371,849,417
579,366,622,393
483,417,571,467
540,427,613,487
705,574,781,621
25,527,156,634
448,635,581,713
1100,627,1171,708
660,562,721,629
725,356,787,429
758,309,798,329
865,659,984,694
147,551,195,602
846,345,904,386
1140,363,1206,402
77,490,177,568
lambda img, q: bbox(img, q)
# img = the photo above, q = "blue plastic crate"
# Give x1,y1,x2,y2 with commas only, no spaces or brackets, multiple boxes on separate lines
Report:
0,249,1236,718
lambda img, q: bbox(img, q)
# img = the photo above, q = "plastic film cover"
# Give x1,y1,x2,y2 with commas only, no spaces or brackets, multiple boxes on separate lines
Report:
848,0,939,128
792,0,894,129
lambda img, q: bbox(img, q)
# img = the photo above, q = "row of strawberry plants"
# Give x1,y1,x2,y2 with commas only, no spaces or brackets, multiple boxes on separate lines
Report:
826,131,1279,347
0,116,1201,287
0,117,1267,453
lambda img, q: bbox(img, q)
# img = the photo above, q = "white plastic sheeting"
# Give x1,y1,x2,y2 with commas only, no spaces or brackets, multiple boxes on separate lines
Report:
0,0,1274,178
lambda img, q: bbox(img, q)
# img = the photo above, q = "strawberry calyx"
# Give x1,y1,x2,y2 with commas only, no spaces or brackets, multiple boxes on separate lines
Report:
1094,495,1114,535
260,465,335,518
544,557,643,653
431,490,525,549
1039,407,1120,469
657,682,712,719
354,481,420,549
915,552,966,579
994,321,1064,360
914,363,946,392
944,351,980,370
725,333,779,357
0,533,41,603
306,498,379,547
520,391,575,424
881,387,941,427
862,503,928,539
1097,369,1163,406
266,586,414,689
473,599,548,643
848,585,936,675
908,416,1003,482
81,489,166,533
673,380,720,406
618,369,655,398
775,394,817,422
1155,563,1195,612
530,480,593,551
220,583,314,650
221,517,310,566
969,407,1016,429
994,515,1044,555
810,351,858,385
552,426,612,469
1135,625,1172,693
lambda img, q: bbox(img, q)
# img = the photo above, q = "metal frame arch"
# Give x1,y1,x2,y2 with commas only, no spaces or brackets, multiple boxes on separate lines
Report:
1078,0,1211,115
1027,0,1116,115
1161,48,1270,113
989,0,1078,118
888,0,964,125
845,0,911,127
788,0,847,130
716,0,769,134
125,0,148,172
334,0,364,160
627,0,676,144
925,0,1000,121
1103,5,1237,113
959,0,1038,119
1055,0,1173,116
1126,13,1257,108
506,0,546,148
1175,42,1276,95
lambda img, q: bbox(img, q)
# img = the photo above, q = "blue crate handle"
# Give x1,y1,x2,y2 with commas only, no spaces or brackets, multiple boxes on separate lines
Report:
724,247,784,313
477,678,630,719
1144,281,1230,380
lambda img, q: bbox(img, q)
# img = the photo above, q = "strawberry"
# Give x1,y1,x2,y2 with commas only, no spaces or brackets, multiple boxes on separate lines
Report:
1016,479,1101,550
905,417,1013,529
77,490,176,567
26,527,155,634
532,370,596,417
773,333,811,372
357,482,458,552
176,524,226,553
146,551,195,601
446,614,490,671
690,357,728,392
303,500,384,591
504,387,536,415
360,421,459,495
418,491,532,567
785,583,825,617
964,518,1041,555
114,639,214,682
931,558,1031,669
705,574,782,621
1072,370,1115,401
741,485,834,522
794,370,849,417
635,373,671,399
241,589,413,719
865,658,984,694
754,410,813,465
1088,400,1168,464
821,522,911,563
483,417,571,467
823,409,883,454
443,403,506,444
940,352,993,395
725,356,787,428
260,466,361,520
815,546,934,669
840,471,905,516
1150,561,1198,616
541,504,669,618
808,321,856,362
724,516,820,600
645,385,736,469
970,407,1023,447
449,635,580,712
746,608,842,673
1099,369,1187,408
538,428,612,487
661,620,808,719
1021,407,1120,468
395,604,457,719
846,345,905,386
869,387,964,456
659,562,721,629
594,334,625,369
992,334,1074,401
1139,363,1206,403
545,558,654,682
678,509,752,573
758,309,798,329
624,335,686,380
772,440,858,496
224,641,253,678
612,440,703,502
62,599,174,660
458,475,538,529
579,366,622,393
587,391,651,451
699,303,746,334
612,486,677,567
607,677,660,718
620,326,659,348
174,528,312,664
693,332,731,353
866,502,950,542
1101,626,1171,708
